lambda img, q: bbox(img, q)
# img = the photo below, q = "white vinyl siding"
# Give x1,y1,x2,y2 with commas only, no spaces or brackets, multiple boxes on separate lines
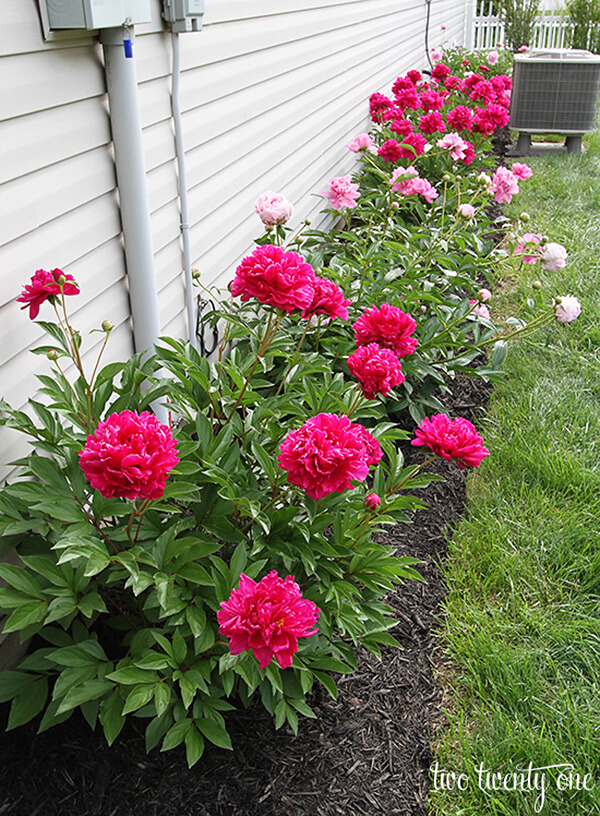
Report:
0,0,467,476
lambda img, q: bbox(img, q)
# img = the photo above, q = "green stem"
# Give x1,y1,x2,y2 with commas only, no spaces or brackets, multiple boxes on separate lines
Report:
275,321,310,397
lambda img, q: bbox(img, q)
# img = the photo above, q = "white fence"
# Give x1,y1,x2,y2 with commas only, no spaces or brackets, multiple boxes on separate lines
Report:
471,1,570,50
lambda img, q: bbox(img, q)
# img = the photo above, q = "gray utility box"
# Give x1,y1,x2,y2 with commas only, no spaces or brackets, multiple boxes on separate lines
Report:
510,49,600,154
45,0,152,30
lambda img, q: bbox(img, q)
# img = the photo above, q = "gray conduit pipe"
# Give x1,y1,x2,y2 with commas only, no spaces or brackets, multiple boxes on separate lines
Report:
100,28,162,358
170,32,197,349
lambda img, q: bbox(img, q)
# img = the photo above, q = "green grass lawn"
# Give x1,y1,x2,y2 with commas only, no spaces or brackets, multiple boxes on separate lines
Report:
429,131,600,815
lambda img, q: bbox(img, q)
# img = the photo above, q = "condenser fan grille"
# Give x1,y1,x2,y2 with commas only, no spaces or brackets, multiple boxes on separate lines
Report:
510,50,600,134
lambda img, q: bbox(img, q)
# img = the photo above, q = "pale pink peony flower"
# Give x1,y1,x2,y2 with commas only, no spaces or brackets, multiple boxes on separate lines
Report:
217,572,319,670
411,414,489,468
519,44,529,52
511,162,533,180
353,302,418,357
390,167,438,203
79,410,180,501
231,244,315,313
458,203,476,218
489,166,520,204
487,50,499,65
431,47,444,61
347,343,405,399
540,242,567,272
254,192,293,226
17,268,80,320
554,295,581,324
390,166,419,192
345,132,374,152
365,492,382,510
302,276,351,322
514,232,543,263
469,299,491,320
277,413,382,500
320,175,360,209
437,133,470,161
478,288,492,302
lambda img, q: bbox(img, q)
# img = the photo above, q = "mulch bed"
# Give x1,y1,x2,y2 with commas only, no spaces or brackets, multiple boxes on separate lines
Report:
0,374,491,816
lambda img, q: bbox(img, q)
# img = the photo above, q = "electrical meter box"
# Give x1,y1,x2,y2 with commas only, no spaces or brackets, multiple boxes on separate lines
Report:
44,0,152,30
162,0,205,32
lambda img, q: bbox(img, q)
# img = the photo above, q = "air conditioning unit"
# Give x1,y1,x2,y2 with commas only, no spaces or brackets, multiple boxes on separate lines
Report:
510,49,600,155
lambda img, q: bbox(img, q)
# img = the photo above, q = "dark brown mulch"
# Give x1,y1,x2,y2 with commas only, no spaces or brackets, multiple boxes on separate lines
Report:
0,376,491,816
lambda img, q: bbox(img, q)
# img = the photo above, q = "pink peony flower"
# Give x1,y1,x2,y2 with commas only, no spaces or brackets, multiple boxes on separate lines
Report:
17,268,80,320
347,343,405,399
411,414,489,468
390,166,419,192
412,177,439,203
231,245,315,313
519,44,529,52
514,232,543,263
540,242,567,272
511,162,533,180
420,90,445,112
489,166,520,204
478,287,492,302
254,192,293,226
302,276,351,322
277,413,382,500
554,295,581,324
469,299,491,320
320,175,360,209
353,302,418,357
458,203,476,219
345,133,374,152
487,50,499,65
431,47,443,61
79,410,179,501
217,572,319,670
437,133,471,161
365,492,382,511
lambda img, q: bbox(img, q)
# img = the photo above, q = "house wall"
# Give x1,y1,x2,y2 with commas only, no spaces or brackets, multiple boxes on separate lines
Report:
0,0,466,472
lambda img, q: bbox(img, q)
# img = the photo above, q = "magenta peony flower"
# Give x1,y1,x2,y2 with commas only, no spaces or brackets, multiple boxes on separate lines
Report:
458,203,476,218
378,139,404,163
431,62,451,81
277,413,382,500
347,343,405,399
353,302,418,357
320,175,360,209
17,268,80,320
301,276,351,322
554,295,581,324
540,242,567,272
217,572,319,670
446,105,474,131
369,92,393,121
79,410,180,501
345,132,374,152
419,111,446,135
231,244,315,313
364,492,382,511
489,166,520,204
254,191,293,226
397,132,426,161
411,414,489,468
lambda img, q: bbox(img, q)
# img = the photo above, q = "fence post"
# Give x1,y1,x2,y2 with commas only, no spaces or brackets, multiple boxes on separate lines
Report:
464,0,475,50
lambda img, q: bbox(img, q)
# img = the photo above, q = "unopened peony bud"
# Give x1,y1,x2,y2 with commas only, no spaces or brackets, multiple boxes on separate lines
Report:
101,320,114,333
365,492,381,511
390,201,400,210
478,288,492,302
304,219,312,226
532,280,542,289
541,235,550,245
192,268,201,280
46,348,58,360
442,173,452,183
520,212,531,222
57,275,66,286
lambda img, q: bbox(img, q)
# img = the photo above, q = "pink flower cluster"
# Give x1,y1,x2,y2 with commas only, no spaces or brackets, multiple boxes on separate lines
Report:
277,413,382,500
79,410,180,501
231,244,350,321
254,192,293,226
390,167,439,203
489,166,520,204
411,413,489,468
353,302,418,357
347,343,405,399
217,571,319,670
320,175,360,209
17,268,80,320
437,133,475,164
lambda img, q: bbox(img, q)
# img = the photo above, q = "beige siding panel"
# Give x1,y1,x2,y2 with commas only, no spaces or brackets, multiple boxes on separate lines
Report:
1,148,116,249
1,48,105,122
2,0,94,57
0,101,111,186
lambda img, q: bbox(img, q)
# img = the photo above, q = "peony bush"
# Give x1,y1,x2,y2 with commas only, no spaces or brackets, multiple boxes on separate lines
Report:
0,48,581,767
